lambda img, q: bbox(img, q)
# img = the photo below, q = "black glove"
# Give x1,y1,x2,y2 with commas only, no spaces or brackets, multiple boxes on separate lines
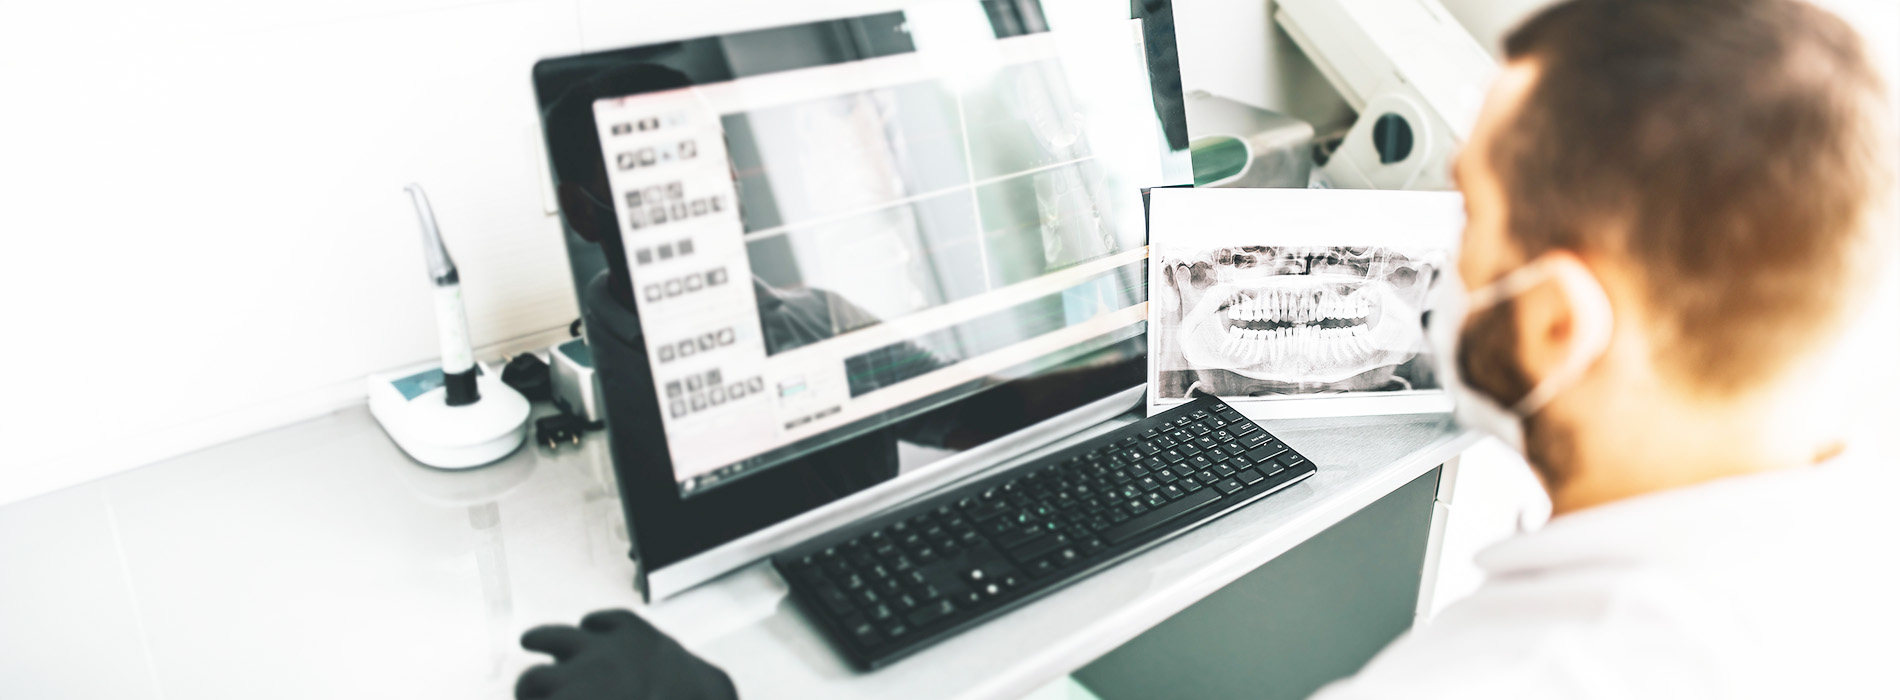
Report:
517,609,739,700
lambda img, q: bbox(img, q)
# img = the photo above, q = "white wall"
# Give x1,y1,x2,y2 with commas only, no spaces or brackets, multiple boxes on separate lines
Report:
1172,0,1354,133
0,0,940,506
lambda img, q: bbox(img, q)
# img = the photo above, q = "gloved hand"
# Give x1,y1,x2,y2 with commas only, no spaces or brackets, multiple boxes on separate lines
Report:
517,609,739,700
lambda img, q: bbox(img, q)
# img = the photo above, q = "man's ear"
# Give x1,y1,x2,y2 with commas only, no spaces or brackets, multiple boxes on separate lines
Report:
1511,251,1597,387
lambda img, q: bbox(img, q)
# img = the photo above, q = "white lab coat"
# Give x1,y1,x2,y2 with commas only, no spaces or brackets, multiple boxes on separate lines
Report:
1311,449,1900,699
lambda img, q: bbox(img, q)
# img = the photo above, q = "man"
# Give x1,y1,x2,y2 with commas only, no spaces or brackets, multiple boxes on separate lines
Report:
516,0,1898,697
1310,0,1896,697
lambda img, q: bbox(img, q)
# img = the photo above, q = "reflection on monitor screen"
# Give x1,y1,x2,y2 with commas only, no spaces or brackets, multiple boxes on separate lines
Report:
589,21,1165,497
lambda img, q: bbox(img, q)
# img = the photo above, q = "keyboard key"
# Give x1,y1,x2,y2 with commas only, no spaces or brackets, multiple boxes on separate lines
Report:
816,583,854,615
1277,453,1307,468
1230,420,1258,436
1028,558,1057,577
1103,487,1223,544
994,527,1043,550
1237,469,1265,485
1215,478,1244,495
1179,478,1203,493
1162,483,1185,500
1241,431,1271,448
1245,442,1286,463
1008,533,1071,564
906,599,957,627
968,500,1012,522
847,617,882,648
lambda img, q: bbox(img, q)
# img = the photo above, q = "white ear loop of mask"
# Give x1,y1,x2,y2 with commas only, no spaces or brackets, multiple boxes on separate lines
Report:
1467,256,1617,416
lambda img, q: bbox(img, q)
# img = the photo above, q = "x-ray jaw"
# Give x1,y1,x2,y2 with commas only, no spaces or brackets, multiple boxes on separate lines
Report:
1166,247,1441,392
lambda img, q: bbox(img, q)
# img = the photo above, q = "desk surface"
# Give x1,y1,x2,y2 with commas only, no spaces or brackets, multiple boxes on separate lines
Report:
0,403,1474,700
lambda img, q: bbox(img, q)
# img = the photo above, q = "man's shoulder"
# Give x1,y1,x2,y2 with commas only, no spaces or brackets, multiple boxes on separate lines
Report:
1309,574,1723,700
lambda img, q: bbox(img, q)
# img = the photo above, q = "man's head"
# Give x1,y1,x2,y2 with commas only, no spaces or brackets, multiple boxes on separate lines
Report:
1452,0,1894,508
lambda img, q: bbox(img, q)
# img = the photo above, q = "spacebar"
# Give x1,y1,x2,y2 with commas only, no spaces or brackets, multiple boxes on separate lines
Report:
1102,490,1222,544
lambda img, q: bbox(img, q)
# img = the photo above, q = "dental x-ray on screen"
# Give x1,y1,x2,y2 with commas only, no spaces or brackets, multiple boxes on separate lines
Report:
1146,188,1463,418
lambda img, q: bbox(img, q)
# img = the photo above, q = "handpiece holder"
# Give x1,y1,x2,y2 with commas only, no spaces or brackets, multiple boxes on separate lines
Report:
368,363,530,469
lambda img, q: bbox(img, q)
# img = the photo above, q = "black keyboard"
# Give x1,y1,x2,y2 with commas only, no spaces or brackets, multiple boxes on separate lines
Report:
773,395,1318,669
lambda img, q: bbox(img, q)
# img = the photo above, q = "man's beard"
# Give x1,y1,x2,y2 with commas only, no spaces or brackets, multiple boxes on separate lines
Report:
1459,300,1578,492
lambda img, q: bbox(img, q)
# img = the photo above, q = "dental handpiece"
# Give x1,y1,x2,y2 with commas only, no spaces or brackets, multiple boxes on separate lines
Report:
405,183,480,407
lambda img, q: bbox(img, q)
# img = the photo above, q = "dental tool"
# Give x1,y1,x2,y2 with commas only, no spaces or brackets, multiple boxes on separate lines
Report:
365,184,531,469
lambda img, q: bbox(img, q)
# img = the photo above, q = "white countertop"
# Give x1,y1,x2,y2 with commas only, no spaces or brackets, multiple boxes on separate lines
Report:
0,403,1475,700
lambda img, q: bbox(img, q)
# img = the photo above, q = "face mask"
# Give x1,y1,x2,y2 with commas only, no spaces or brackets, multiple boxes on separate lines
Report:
1425,256,1615,453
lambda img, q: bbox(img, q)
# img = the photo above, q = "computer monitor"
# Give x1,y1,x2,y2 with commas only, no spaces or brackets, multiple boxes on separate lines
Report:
534,0,1189,599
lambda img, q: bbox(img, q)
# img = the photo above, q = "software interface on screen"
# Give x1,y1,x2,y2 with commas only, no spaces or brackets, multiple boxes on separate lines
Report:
593,23,1166,497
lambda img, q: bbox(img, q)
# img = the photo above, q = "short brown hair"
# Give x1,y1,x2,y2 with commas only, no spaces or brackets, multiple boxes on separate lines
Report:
1495,0,1894,394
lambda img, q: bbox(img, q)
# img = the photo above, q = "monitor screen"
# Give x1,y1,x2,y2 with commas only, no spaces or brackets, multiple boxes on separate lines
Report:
535,0,1189,580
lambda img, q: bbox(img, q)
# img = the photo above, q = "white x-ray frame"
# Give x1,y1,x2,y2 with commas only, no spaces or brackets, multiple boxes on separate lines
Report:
1146,187,1464,420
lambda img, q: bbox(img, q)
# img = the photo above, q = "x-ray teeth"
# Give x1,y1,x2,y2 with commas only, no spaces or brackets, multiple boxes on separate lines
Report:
1156,245,1445,399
